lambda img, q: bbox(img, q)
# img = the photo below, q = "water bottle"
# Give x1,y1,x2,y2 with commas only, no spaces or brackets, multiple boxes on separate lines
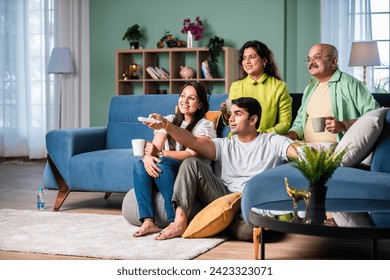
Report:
37,187,45,210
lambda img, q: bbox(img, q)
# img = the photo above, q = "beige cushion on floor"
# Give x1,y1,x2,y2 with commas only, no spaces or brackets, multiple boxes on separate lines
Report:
122,188,204,228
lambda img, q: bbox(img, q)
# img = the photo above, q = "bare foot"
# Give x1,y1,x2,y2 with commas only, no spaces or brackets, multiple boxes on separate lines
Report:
154,221,186,240
133,219,160,237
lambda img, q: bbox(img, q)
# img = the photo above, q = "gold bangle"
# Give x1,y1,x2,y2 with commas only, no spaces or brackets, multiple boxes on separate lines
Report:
163,120,170,131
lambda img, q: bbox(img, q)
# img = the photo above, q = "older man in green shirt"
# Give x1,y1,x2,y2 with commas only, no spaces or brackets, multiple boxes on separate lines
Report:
286,43,379,143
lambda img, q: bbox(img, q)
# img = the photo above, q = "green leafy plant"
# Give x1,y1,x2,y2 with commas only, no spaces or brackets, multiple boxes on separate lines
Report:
206,36,224,76
122,24,144,48
290,145,347,188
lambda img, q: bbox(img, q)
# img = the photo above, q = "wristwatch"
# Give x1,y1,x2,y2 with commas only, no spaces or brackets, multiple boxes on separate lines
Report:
157,151,164,158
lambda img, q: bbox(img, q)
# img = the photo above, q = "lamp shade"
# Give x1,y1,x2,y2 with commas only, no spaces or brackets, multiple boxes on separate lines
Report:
348,41,381,67
47,47,75,74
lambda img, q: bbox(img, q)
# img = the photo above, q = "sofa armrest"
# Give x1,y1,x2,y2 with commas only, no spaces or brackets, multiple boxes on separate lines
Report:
46,127,107,185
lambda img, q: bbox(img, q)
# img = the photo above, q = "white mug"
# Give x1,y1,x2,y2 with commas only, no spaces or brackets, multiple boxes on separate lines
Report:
225,99,232,113
131,139,146,156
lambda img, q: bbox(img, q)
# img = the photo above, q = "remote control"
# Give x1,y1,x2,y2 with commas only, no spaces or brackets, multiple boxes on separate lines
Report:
137,117,162,123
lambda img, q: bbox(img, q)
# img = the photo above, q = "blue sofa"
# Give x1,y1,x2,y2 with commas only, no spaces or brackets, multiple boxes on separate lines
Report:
43,92,390,222
43,93,230,211
242,94,390,227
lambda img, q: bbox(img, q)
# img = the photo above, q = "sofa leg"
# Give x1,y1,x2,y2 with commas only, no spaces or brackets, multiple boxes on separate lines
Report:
104,192,112,199
253,227,262,260
54,188,71,212
47,154,71,211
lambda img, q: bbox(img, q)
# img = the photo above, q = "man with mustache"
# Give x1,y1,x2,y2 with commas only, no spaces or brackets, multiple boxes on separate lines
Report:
285,43,379,145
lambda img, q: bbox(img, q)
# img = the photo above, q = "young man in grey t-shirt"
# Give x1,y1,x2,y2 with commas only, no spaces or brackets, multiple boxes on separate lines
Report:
144,97,298,240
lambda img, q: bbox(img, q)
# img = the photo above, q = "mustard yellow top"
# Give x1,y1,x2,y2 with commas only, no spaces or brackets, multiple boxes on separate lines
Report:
229,74,292,134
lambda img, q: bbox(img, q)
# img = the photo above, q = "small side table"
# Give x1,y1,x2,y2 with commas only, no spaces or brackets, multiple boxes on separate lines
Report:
249,199,390,260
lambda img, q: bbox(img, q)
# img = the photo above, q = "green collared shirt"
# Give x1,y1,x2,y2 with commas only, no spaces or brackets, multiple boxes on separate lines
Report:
290,69,380,142
229,74,292,134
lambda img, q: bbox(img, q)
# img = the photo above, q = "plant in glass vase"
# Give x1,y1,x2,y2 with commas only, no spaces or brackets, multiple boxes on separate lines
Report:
181,17,204,47
288,144,347,224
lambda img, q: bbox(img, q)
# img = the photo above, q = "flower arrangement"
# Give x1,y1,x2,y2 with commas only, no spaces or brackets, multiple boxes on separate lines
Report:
181,17,204,41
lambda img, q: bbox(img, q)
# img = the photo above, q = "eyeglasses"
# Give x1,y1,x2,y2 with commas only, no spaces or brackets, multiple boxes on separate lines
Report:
304,54,333,64
242,54,259,62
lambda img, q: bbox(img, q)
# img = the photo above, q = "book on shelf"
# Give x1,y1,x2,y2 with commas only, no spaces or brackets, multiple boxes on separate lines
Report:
150,67,162,79
160,67,170,78
201,60,213,79
146,67,160,79
155,67,169,79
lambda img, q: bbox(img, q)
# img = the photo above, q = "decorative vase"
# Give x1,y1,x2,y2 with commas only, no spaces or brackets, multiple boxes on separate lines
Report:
308,186,327,224
187,31,193,48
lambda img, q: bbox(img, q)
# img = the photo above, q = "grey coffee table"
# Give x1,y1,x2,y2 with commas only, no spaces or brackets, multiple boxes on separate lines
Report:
249,198,390,260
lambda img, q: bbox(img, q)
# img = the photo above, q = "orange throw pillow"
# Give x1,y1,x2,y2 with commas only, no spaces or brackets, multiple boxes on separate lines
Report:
182,192,242,238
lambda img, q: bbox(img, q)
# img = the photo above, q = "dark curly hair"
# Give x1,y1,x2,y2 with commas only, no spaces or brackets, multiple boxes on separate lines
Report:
238,40,283,81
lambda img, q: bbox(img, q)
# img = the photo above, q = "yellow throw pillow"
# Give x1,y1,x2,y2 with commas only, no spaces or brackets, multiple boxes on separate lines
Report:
174,107,221,130
204,111,222,129
182,192,242,238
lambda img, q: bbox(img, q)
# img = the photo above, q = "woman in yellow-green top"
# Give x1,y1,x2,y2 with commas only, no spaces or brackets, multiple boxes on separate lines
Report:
221,40,292,134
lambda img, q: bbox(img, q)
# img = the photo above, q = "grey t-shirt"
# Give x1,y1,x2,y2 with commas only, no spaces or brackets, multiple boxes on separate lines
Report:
213,133,293,192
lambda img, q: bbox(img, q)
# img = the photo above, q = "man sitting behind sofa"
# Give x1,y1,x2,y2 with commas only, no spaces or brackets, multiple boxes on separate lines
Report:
285,43,379,148
142,97,299,240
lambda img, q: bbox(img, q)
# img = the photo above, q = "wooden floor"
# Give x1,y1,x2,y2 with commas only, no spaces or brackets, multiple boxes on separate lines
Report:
1,158,390,260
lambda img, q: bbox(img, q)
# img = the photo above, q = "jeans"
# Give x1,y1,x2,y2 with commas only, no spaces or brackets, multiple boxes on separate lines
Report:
133,157,181,223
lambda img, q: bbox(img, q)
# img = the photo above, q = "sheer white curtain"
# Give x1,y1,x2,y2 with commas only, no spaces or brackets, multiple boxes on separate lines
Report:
0,0,89,159
0,0,54,159
57,0,90,129
321,0,375,90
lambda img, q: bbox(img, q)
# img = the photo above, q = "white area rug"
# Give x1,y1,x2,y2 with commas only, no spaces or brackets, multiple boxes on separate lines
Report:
0,209,226,260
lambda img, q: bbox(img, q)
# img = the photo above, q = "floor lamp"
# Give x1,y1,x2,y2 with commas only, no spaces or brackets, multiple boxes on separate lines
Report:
348,41,381,85
47,47,75,128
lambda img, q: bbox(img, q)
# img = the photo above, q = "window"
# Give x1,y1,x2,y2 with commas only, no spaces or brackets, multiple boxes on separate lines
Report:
370,0,389,92
0,0,55,158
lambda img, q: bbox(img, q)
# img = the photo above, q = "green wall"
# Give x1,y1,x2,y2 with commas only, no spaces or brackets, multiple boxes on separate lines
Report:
90,0,320,126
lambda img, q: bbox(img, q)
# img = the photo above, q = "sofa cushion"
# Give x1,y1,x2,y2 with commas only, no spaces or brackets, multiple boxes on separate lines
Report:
69,149,136,192
335,107,389,167
371,109,390,172
182,192,242,238
204,111,222,129
106,94,179,149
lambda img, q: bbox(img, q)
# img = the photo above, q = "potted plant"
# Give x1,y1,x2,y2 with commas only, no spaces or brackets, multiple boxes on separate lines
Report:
206,36,225,77
289,144,347,223
122,24,144,49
